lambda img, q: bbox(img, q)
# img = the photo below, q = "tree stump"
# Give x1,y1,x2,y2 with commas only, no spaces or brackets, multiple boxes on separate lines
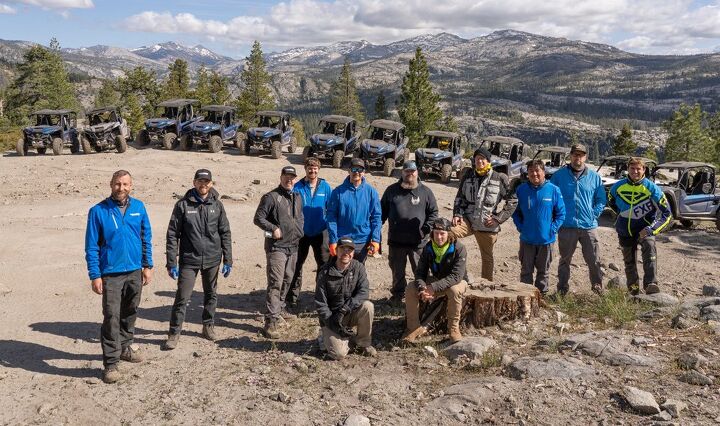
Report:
420,280,542,332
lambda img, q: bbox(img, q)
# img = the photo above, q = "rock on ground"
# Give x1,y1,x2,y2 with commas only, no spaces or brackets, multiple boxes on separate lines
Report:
678,370,714,386
506,356,596,379
623,386,660,415
442,337,497,361
702,284,720,297
700,305,720,321
342,414,370,426
632,293,679,306
661,399,688,418
562,332,658,367
677,352,709,370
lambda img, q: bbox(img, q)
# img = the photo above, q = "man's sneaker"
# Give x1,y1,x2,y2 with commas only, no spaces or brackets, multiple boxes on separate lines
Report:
645,283,660,295
358,346,377,357
262,321,280,339
163,333,180,350
202,324,217,341
628,283,641,296
102,365,120,384
280,309,297,321
120,345,143,363
591,283,605,296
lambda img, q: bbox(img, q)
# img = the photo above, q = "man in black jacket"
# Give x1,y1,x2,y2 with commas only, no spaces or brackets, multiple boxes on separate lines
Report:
164,169,232,350
405,218,467,343
315,236,376,360
254,166,304,339
381,160,438,304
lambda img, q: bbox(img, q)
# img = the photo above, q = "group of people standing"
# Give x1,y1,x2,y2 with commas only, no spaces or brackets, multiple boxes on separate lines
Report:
84,143,672,383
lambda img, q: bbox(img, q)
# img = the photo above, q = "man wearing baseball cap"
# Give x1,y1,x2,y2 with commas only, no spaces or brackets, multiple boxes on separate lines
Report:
550,143,607,296
315,236,377,359
381,160,438,304
164,168,233,349
254,165,304,338
326,158,382,263
451,146,517,281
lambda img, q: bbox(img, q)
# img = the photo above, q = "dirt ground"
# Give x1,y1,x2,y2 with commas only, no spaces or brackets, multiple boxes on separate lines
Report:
1,143,719,425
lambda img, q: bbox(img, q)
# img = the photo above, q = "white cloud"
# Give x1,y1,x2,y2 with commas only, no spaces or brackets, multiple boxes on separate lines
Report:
119,0,720,54
7,0,93,8
0,4,17,13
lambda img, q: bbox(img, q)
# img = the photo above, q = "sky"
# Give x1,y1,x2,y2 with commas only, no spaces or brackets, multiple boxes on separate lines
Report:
1,0,720,58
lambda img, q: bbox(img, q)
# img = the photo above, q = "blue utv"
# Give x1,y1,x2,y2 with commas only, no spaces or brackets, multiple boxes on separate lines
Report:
188,105,242,153
415,130,466,183
239,110,296,159
17,109,80,156
360,119,410,177
135,99,201,150
304,115,360,168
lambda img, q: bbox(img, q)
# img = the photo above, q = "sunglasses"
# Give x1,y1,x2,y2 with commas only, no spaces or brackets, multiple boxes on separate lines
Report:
350,167,365,173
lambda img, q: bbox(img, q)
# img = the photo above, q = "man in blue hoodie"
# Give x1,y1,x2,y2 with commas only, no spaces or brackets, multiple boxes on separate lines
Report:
85,170,153,384
513,160,566,294
286,157,333,311
550,143,607,295
326,158,382,264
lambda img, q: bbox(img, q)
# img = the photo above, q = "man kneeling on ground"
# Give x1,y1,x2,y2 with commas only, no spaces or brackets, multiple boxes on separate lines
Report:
315,236,377,360
405,218,467,343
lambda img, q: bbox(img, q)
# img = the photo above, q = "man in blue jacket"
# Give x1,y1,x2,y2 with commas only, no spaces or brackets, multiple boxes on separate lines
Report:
286,157,333,312
608,157,672,295
85,170,153,384
550,144,607,295
513,160,566,294
326,158,382,264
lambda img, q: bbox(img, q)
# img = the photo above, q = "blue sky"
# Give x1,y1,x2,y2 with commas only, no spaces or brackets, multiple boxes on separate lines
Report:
1,0,720,57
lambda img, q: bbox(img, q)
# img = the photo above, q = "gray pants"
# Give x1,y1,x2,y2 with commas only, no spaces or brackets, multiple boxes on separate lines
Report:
321,300,374,360
101,270,142,367
518,241,553,293
266,249,298,322
388,245,422,298
619,235,657,287
169,265,220,335
557,227,603,292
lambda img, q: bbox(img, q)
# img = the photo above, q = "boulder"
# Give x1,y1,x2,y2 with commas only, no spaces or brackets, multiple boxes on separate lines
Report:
678,370,714,386
700,305,720,322
702,284,720,297
660,399,687,418
443,337,497,361
506,356,596,379
623,386,660,415
343,414,370,426
607,276,626,289
632,293,679,307
562,332,658,367
677,352,709,370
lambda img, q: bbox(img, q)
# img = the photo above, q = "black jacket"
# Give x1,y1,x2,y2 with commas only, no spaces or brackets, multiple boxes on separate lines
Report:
253,185,304,252
315,259,369,325
414,240,467,292
166,188,232,269
381,180,438,248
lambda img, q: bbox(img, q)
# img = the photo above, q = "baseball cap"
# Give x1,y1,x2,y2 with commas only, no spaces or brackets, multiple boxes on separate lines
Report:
432,217,453,231
281,165,297,176
473,147,492,161
194,169,212,181
337,236,355,248
403,160,417,171
350,158,365,170
570,143,587,154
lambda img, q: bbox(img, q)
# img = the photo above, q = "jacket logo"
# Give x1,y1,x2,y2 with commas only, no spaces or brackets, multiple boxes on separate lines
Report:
210,209,216,213
632,200,653,218
411,196,420,205
129,213,140,216
187,211,197,214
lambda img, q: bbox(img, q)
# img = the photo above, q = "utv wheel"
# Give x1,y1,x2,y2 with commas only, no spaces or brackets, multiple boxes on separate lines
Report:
302,146,312,161
288,136,297,154
332,149,344,168
52,137,63,155
115,134,127,153
16,139,26,156
179,134,193,151
208,135,222,153
81,135,92,154
236,137,248,155
136,129,150,146
680,219,694,229
162,132,177,150
270,140,282,159
36,147,46,155
440,164,452,183
383,157,394,177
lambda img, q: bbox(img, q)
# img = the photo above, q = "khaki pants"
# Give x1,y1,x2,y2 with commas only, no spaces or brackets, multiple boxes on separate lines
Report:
451,220,498,281
405,280,467,334
321,300,374,360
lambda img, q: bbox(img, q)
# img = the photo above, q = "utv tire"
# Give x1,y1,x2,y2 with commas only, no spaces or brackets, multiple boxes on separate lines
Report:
208,135,222,153
136,129,150,146
332,149,344,169
270,140,282,159
16,139,26,156
440,163,453,183
179,134,193,151
680,219,694,229
383,157,394,177
288,136,297,154
52,138,63,156
236,137,248,155
36,147,46,155
302,146,312,161
163,132,177,150
115,134,127,153
81,135,92,154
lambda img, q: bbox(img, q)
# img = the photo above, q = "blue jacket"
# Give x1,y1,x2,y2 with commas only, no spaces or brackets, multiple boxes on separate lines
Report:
293,178,332,237
512,181,566,245
85,197,153,280
608,177,673,238
550,166,606,229
326,177,382,244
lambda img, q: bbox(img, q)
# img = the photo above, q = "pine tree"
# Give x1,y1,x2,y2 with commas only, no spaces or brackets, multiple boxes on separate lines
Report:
192,66,212,106
118,66,160,117
94,79,120,108
644,141,658,161
124,93,145,133
709,111,720,165
612,123,637,155
663,103,714,162
329,58,365,122
439,115,458,133
398,47,443,150
162,59,190,100
235,41,275,122
374,90,388,120
209,71,230,105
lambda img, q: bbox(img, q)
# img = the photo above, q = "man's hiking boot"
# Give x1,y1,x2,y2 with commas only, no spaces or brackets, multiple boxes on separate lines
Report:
102,365,120,384
645,283,660,295
591,283,605,296
163,333,180,350
280,309,297,321
202,324,217,341
358,346,377,357
262,321,280,339
120,345,143,363
449,326,463,343
628,283,641,296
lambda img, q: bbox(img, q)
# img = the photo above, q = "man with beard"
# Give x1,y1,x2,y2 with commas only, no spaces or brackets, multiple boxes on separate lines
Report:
381,160,438,304
164,169,233,350
254,166,304,339
85,170,153,383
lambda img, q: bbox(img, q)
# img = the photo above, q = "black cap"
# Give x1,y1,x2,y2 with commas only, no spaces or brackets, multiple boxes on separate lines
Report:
194,169,212,181
473,147,492,161
570,143,587,154
350,158,365,170
432,217,453,231
403,160,417,171
337,236,354,248
281,165,297,176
